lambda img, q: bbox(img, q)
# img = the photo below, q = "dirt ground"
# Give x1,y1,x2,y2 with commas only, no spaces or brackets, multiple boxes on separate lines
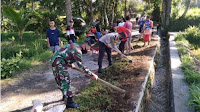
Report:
1,52,108,112
1,23,158,112
99,36,158,111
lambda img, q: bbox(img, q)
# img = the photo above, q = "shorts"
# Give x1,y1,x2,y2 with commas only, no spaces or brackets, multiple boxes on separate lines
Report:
144,34,151,42
50,45,60,52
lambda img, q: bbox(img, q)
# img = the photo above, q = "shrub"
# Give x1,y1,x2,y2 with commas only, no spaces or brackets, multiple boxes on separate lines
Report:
34,50,52,62
1,51,32,79
189,84,200,111
184,26,200,49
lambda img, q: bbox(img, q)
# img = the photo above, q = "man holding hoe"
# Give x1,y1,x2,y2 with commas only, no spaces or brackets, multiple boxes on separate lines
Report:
98,32,127,73
50,43,98,108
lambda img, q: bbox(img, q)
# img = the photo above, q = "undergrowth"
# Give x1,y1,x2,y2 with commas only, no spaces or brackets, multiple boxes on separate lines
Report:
175,33,200,111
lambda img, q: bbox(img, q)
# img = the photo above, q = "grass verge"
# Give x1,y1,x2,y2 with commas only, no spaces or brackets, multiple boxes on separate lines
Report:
175,34,200,111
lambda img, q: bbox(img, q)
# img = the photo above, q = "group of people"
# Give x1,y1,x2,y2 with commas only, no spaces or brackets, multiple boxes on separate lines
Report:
45,15,153,109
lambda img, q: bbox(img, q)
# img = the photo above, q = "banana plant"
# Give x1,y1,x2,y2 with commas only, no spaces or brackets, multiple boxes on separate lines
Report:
3,6,37,42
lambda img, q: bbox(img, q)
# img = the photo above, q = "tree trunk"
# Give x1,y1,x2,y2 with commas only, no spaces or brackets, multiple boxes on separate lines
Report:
161,0,172,38
32,1,34,10
90,0,94,25
65,0,72,25
19,31,23,43
110,0,115,25
180,0,191,18
78,1,82,17
104,0,109,27
124,0,127,17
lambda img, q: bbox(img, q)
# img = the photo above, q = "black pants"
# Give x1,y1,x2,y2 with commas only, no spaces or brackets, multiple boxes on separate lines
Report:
98,41,112,69
119,41,126,54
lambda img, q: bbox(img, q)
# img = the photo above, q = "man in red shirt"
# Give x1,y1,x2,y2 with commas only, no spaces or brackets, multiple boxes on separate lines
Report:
113,24,130,54
124,16,133,54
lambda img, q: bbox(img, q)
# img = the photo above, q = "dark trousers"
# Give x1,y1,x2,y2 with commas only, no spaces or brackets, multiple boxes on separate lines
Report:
98,41,112,69
119,41,126,54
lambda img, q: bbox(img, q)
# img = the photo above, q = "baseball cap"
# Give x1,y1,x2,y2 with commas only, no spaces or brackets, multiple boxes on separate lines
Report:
69,20,74,23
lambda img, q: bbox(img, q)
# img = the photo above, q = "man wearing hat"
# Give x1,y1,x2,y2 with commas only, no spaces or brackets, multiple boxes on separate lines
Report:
98,32,126,73
66,20,77,43
50,43,98,108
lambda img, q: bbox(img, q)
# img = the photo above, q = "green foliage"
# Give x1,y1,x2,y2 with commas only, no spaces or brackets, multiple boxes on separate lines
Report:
184,26,200,48
175,35,200,111
170,8,200,31
189,84,200,111
174,33,186,41
1,51,32,79
1,32,51,79
34,51,52,62
2,6,37,41
175,26,200,49
77,33,86,44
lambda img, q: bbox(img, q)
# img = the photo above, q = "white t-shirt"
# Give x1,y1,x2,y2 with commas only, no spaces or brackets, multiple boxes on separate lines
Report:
118,22,125,26
99,33,119,48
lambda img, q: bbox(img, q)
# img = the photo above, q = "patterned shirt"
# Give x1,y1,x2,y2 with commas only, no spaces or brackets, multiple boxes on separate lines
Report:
50,43,93,76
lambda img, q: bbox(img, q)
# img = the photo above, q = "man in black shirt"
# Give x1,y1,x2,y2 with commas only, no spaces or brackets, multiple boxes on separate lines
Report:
66,20,76,43
95,19,102,39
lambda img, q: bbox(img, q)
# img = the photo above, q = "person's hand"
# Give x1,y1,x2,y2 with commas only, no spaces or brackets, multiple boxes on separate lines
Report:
91,73,98,80
69,40,73,44
69,63,75,68
120,54,126,58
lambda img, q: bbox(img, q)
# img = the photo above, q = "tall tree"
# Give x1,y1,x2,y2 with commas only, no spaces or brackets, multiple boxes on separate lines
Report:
3,6,37,42
110,0,116,25
65,0,72,25
161,0,172,38
180,0,191,18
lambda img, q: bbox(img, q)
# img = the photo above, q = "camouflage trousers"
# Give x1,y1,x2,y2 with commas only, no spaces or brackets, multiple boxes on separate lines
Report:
52,58,73,97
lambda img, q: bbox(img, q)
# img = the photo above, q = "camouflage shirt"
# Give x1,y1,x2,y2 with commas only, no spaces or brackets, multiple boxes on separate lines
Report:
50,43,93,76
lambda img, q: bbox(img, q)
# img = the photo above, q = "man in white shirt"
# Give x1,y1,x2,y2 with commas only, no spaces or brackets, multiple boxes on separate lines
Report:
98,32,126,73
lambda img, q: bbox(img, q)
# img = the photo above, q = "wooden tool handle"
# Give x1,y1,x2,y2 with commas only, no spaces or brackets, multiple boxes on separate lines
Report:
71,67,126,93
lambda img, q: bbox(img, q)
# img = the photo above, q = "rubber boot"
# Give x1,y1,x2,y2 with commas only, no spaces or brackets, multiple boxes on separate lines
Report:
98,68,103,73
66,97,80,108
109,62,113,66
62,95,66,101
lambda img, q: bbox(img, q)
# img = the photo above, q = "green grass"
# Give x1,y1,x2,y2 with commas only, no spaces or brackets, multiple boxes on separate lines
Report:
175,34,200,111
66,60,133,112
1,32,52,79
66,81,112,112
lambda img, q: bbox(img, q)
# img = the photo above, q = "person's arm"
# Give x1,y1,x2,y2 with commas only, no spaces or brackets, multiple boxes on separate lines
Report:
47,38,50,48
106,42,123,56
72,51,98,80
57,29,61,46
66,26,71,42
46,30,50,48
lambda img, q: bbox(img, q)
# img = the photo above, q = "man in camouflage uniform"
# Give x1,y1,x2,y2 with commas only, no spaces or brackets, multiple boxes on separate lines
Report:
50,43,98,108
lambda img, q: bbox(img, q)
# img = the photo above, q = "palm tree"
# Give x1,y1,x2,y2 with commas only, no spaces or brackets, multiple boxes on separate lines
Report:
3,6,37,42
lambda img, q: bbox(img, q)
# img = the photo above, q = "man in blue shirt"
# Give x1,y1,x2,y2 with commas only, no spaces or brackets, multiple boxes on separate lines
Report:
138,17,145,33
46,20,61,54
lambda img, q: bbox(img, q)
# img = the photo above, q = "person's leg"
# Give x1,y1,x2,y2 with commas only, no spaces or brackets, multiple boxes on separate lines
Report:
105,46,112,66
53,58,79,108
50,46,55,55
119,41,123,53
98,41,106,73
119,41,126,54
125,41,129,54
55,45,60,53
